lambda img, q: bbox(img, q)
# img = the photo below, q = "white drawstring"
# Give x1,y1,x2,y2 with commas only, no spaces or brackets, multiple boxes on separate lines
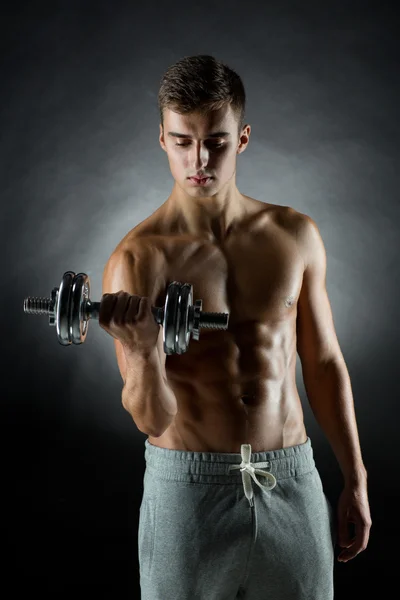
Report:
229,444,277,506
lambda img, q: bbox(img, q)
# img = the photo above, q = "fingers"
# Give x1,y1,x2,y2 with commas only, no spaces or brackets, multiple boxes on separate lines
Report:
338,520,371,562
98,293,117,329
135,295,151,322
113,294,138,325
99,291,140,329
98,291,158,352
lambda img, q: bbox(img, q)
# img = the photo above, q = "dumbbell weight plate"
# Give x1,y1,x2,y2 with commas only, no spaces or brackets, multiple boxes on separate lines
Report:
176,283,192,355
70,273,91,345
163,282,179,355
56,271,75,346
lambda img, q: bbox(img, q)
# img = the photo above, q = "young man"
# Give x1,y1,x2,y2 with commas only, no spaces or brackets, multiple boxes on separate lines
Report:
100,55,371,599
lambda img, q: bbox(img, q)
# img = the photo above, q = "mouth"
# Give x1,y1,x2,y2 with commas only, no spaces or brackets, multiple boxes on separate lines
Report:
188,177,212,186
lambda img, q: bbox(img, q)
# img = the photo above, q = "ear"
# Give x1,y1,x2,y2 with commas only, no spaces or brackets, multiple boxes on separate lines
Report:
159,124,167,152
237,124,251,155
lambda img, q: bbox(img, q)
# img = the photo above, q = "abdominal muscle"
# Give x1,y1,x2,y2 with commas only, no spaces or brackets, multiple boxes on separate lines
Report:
148,331,308,453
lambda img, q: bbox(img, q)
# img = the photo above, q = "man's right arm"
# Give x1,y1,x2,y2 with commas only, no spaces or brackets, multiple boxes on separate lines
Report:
102,245,178,437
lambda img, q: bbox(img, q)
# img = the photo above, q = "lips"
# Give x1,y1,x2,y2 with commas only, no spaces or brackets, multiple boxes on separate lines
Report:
189,177,212,186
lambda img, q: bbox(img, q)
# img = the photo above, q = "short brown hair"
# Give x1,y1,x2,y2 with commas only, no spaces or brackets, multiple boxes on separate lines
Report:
158,55,246,135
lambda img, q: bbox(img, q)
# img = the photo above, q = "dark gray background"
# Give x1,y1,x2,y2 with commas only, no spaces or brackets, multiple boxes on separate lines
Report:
2,0,398,596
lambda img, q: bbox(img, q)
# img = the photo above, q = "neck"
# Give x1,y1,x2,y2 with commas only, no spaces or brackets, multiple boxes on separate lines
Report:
165,179,246,237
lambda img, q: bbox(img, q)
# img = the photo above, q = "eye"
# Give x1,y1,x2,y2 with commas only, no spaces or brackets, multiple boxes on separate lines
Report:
175,142,225,149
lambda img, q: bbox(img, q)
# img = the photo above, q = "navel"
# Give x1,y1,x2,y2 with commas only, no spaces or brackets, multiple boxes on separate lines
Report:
284,295,295,308
241,394,255,405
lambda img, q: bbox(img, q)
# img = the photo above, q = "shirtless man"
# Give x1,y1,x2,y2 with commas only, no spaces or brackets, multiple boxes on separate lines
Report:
100,55,371,600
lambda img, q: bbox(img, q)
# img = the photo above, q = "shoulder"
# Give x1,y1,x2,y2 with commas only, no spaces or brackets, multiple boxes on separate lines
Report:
251,201,321,261
284,208,326,270
264,205,325,270
255,201,311,232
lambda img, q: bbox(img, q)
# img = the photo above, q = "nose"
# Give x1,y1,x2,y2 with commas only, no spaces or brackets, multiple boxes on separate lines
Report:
189,142,210,171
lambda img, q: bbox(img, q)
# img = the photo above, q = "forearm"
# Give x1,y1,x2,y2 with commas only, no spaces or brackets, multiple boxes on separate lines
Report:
303,359,367,486
121,348,178,437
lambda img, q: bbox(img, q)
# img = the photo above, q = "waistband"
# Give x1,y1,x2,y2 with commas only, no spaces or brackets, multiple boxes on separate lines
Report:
143,436,315,485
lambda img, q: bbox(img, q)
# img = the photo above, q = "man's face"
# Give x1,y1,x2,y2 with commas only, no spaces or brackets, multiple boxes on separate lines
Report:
159,104,250,197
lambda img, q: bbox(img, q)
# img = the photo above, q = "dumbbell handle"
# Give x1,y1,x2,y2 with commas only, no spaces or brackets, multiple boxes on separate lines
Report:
23,296,230,329
86,300,229,329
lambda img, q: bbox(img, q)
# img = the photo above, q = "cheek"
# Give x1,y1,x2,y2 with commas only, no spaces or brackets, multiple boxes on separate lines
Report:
218,151,236,173
218,145,235,160
168,152,187,177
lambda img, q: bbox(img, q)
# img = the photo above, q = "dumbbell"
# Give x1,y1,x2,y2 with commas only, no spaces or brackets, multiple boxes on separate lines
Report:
23,271,229,355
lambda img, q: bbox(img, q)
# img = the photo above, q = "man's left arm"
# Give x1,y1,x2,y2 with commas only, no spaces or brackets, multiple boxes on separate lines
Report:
295,212,372,562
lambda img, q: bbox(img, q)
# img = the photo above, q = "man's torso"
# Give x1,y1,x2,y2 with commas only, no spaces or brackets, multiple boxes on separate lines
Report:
117,195,308,453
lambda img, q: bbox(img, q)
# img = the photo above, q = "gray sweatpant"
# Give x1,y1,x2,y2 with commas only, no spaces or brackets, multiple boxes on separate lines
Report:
138,436,336,600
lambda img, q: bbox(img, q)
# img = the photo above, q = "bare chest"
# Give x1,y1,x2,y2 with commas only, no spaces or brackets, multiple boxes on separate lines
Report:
154,216,304,334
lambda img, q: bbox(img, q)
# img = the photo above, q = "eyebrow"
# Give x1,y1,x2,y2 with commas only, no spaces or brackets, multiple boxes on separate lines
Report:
167,131,231,139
